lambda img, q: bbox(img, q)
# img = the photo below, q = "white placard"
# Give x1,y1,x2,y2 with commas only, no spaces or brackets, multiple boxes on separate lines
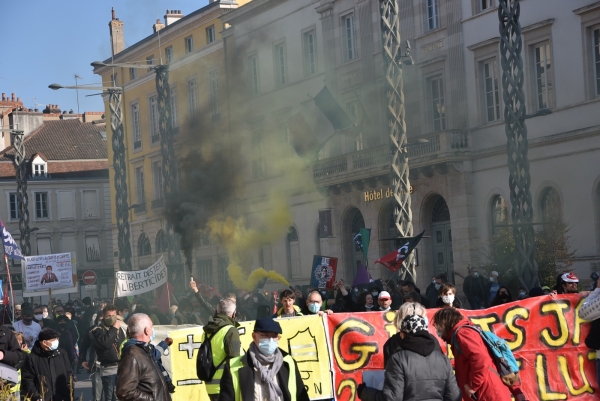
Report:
24,253,74,292
116,256,168,297
0,362,19,383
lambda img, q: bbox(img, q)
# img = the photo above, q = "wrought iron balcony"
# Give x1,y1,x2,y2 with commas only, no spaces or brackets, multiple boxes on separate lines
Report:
312,130,471,187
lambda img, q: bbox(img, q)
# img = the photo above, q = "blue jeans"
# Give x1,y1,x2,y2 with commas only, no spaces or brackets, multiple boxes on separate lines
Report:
101,374,117,401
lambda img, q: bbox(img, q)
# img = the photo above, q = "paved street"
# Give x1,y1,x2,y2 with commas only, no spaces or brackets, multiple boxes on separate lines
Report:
73,371,94,401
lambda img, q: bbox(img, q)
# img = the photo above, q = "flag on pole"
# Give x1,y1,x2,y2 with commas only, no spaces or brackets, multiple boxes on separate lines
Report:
375,231,425,272
0,219,24,260
352,262,372,287
353,228,371,263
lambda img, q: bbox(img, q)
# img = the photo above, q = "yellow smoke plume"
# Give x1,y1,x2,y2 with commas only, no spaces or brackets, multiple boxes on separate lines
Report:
208,193,292,291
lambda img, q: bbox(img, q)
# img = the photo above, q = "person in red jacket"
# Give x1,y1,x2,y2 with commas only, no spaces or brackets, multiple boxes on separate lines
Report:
433,307,513,401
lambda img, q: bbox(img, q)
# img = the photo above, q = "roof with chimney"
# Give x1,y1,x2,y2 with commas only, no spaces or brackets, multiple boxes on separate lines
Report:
0,119,107,161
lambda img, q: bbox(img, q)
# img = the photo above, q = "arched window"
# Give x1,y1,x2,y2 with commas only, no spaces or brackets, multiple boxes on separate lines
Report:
541,187,562,226
491,195,508,235
155,230,169,254
138,234,151,256
343,208,365,280
431,196,450,223
287,227,301,279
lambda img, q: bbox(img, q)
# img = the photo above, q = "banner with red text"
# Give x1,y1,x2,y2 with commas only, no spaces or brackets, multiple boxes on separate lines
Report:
328,294,597,401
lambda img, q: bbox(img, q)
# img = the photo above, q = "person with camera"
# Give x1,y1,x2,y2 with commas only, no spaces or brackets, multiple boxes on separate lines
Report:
579,272,600,388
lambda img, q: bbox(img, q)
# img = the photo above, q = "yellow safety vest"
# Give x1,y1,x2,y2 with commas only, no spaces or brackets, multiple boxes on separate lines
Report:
229,354,297,401
204,325,234,395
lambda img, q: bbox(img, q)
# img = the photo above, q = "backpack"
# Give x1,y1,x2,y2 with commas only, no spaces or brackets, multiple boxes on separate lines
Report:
451,325,520,386
196,326,229,381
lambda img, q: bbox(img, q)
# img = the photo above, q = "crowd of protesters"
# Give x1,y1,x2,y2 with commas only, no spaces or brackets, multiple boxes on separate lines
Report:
0,268,594,400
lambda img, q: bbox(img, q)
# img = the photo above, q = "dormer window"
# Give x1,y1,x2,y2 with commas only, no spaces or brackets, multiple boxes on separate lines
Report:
31,154,48,177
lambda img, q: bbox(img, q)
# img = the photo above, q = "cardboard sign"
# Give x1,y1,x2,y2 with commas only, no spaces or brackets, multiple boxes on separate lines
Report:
24,253,74,291
116,256,168,297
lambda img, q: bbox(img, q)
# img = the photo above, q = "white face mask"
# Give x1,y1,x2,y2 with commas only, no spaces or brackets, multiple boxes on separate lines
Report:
489,277,495,282
371,291,378,297
34,314,43,321
434,284,441,290
442,294,455,305
473,272,479,278
49,339,59,351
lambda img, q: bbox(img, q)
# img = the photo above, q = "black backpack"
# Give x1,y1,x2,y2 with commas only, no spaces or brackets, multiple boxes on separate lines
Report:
196,326,229,381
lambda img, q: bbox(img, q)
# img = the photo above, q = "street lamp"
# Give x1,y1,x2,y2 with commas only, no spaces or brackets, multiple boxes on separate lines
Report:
49,83,132,271
379,0,416,281
91,59,181,267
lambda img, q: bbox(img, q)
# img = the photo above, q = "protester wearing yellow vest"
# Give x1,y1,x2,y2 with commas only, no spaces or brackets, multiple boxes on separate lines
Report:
201,299,241,401
219,318,309,401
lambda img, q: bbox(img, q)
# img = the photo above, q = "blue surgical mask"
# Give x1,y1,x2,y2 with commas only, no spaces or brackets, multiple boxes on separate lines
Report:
150,328,156,342
308,303,321,314
123,312,129,319
258,338,279,356
434,284,441,290
49,339,59,351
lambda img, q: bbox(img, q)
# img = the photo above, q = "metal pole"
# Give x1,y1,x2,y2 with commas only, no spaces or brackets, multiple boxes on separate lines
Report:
498,0,539,290
154,65,181,266
380,0,415,280
12,130,31,257
108,89,132,271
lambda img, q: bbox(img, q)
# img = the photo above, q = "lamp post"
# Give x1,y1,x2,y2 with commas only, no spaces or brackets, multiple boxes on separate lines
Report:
91,61,181,268
379,0,416,280
498,0,542,290
49,83,132,271
0,127,31,256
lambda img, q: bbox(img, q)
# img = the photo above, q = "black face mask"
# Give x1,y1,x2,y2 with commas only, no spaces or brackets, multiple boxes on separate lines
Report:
499,293,508,300
23,318,33,324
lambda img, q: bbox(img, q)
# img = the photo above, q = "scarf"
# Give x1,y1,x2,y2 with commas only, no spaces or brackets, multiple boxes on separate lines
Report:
248,342,284,400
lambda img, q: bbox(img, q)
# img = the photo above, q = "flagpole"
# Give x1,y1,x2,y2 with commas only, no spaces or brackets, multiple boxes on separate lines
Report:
4,255,15,322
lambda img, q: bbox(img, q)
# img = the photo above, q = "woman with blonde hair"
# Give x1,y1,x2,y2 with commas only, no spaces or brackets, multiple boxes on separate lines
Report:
383,302,428,365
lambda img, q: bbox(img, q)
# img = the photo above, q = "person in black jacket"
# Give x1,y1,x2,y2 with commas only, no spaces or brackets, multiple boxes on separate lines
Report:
21,328,73,401
91,304,126,401
358,313,461,401
79,313,103,401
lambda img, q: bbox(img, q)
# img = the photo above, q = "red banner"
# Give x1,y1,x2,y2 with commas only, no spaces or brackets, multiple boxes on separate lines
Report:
327,294,597,401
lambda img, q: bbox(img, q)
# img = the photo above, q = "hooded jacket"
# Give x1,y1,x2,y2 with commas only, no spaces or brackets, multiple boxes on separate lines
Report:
361,330,461,401
90,320,126,367
21,341,72,401
447,318,512,401
116,339,171,401
203,313,241,358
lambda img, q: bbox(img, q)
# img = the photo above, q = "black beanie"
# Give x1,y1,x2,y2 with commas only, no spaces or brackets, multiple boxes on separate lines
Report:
38,328,60,341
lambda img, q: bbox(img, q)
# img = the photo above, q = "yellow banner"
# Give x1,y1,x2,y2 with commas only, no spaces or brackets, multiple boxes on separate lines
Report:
168,315,333,401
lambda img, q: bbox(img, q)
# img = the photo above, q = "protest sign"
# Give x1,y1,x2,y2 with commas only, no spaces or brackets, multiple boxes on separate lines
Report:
24,253,74,292
310,255,337,290
116,256,168,297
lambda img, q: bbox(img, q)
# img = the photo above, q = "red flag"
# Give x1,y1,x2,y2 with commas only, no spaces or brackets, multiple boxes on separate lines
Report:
375,231,424,272
155,282,174,314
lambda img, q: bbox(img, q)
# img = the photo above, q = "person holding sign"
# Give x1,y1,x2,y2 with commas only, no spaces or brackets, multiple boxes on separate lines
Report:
219,318,309,401
40,266,59,284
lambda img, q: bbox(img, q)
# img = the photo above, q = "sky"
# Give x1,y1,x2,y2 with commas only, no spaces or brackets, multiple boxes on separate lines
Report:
1,0,210,113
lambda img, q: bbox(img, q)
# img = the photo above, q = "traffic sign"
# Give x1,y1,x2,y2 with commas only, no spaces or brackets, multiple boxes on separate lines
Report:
82,270,97,285
85,285,97,291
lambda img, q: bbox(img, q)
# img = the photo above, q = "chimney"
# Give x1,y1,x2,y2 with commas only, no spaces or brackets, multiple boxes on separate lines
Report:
153,19,165,33
11,93,15,101
109,7,125,56
1,93,5,101
164,9,184,26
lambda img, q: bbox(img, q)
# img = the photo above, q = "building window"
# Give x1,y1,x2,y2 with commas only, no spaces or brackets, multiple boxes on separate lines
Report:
187,78,199,117
541,187,562,226
274,42,287,87
135,167,145,205
483,59,500,122
9,193,18,220
37,238,52,256
481,0,494,11
82,190,99,218
156,230,169,253
85,236,101,262
185,35,194,54
208,70,220,121
57,190,75,219
247,54,259,96
33,162,46,177
197,258,213,286
35,192,49,219
251,129,266,179
491,195,508,235
593,28,600,96
303,30,317,77
429,75,446,131
153,161,163,200
165,46,173,63
149,95,159,143
206,25,216,44
170,85,179,129
129,68,137,80
342,14,357,62
146,55,155,72
428,0,440,30
138,233,152,256
533,42,554,110
131,102,141,149
287,227,301,279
